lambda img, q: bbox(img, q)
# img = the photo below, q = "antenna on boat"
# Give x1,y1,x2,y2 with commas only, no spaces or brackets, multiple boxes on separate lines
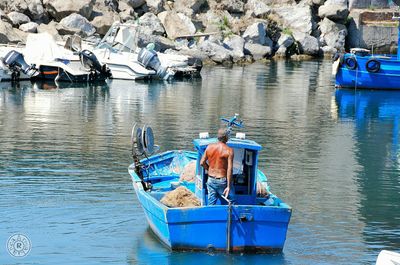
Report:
220,113,244,135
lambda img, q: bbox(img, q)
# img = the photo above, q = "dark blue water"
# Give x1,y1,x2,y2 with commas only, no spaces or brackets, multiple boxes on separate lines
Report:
1,61,399,264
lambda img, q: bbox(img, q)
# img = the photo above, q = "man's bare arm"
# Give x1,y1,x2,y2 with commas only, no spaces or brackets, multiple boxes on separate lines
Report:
200,149,209,171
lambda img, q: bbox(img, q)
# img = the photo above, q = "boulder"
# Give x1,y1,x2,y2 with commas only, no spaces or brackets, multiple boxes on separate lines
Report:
349,0,389,8
318,3,349,22
19,22,38,33
0,22,23,43
274,46,288,58
208,0,244,13
223,34,245,62
126,0,146,8
145,0,164,14
242,22,272,47
321,45,337,56
199,40,232,64
297,34,319,55
91,12,118,35
28,0,48,23
7,11,30,26
245,0,271,18
136,34,175,51
173,0,206,17
139,12,164,35
57,13,96,37
319,17,347,50
244,42,271,60
159,11,196,39
277,33,294,48
43,0,95,21
0,0,28,13
37,20,62,40
0,9,12,23
272,5,315,37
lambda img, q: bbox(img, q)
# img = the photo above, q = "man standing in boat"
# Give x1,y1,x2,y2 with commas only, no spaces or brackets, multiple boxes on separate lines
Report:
200,128,235,205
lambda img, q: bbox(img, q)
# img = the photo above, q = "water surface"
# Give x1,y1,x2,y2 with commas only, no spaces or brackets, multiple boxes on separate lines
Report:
1,61,399,264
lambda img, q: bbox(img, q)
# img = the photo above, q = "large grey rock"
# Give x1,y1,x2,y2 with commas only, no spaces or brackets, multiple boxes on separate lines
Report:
159,11,195,39
297,34,319,55
318,3,349,22
145,0,164,14
7,11,30,26
139,12,164,35
319,17,347,50
137,35,175,51
91,12,118,35
0,22,23,43
223,34,245,62
43,0,95,21
199,40,232,64
272,5,315,36
0,9,12,23
244,43,271,60
245,0,271,18
277,33,294,48
242,22,272,47
127,0,146,8
58,13,96,36
0,0,28,13
208,0,244,13
173,0,205,17
28,0,48,22
19,22,38,33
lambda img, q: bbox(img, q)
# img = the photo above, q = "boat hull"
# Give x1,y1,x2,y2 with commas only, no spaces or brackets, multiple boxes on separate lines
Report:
136,186,291,252
129,150,291,253
335,54,400,90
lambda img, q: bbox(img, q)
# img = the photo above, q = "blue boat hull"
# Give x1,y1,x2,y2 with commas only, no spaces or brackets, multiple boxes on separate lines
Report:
129,151,291,253
335,54,400,90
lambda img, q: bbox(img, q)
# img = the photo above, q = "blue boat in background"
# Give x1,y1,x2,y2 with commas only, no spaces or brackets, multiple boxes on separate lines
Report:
334,5,400,90
128,115,292,253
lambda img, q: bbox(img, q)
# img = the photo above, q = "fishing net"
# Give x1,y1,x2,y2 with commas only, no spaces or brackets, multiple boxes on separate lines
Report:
178,161,196,182
160,186,200,208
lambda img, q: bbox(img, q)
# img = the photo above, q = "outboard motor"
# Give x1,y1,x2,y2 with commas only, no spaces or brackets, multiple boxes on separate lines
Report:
137,48,171,80
2,50,36,80
79,49,112,80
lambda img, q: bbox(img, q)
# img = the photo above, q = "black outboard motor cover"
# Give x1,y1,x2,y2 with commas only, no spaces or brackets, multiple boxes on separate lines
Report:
2,50,32,74
137,48,169,79
80,50,103,72
80,49,111,78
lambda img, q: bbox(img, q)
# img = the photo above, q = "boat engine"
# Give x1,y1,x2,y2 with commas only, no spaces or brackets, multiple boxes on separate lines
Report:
2,50,37,80
137,48,171,80
79,50,112,79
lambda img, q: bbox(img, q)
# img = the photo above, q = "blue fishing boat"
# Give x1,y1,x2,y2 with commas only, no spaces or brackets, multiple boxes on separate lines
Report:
128,115,292,253
334,4,400,90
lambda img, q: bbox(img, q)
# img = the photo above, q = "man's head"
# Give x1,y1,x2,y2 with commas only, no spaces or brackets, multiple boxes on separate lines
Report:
217,128,229,143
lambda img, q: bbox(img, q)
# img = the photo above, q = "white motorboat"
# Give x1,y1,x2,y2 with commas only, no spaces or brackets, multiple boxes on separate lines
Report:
376,250,400,265
83,22,202,80
0,33,111,83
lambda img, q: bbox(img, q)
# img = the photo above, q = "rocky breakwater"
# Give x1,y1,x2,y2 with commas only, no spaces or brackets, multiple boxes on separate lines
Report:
0,0,383,64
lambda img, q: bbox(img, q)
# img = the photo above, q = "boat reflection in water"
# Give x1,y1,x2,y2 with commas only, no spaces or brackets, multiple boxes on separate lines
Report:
334,89,400,251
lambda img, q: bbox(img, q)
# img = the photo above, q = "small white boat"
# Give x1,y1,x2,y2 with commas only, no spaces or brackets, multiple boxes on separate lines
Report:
376,250,400,265
85,22,202,80
0,33,111,83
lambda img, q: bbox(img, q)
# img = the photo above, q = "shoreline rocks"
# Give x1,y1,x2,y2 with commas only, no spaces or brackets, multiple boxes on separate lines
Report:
0,0,398,64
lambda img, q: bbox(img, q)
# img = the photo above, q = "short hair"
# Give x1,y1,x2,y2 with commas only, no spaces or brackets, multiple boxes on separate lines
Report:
217,128,229,143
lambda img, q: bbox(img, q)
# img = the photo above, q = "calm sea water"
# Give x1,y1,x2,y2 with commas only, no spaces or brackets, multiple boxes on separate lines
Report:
1,61,399,264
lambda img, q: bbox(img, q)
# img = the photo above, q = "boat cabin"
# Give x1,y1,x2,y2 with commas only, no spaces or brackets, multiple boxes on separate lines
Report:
193,133,262,205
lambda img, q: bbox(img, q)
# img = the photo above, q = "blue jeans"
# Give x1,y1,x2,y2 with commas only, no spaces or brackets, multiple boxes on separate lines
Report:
207,177,235,205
